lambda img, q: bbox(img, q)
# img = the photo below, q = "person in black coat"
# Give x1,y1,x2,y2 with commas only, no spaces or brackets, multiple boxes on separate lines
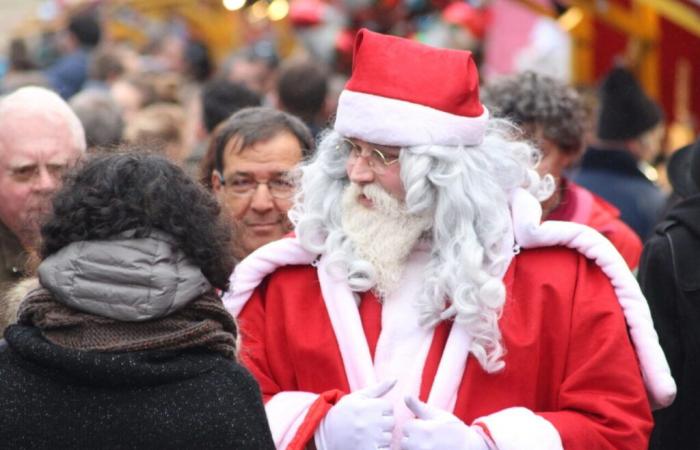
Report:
0,151,275,449
573,66,667,239
638,138,700,450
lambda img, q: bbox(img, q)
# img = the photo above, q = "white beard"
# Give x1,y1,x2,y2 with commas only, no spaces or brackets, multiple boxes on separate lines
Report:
341,183,432,298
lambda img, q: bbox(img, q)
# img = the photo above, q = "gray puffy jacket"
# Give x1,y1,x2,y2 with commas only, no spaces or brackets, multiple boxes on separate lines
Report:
38,230,211,321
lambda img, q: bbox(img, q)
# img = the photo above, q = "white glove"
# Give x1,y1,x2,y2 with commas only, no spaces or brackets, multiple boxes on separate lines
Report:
401,396,490,450
315,379,397,450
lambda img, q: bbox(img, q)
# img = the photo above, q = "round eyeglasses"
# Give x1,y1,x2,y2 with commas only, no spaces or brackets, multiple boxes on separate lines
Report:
337,138,400,175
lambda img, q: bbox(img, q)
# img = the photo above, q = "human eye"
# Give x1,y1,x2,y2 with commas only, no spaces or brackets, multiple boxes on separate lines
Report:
228,177,256,192
10,165,38,182
370,149,390,165
340,139,360,156
47,164,67,178
269,177,295,190
375,147,400,165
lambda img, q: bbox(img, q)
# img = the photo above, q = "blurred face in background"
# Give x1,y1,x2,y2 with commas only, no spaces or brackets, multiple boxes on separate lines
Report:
635,123,666,163
0,113,82,248
111,79,145,123
535,137,578,184
226,59,271,96
212,131,302,260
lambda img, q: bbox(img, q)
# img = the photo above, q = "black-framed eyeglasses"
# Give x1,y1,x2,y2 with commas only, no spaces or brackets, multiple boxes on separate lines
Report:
215,171,297,199
337,138,400,174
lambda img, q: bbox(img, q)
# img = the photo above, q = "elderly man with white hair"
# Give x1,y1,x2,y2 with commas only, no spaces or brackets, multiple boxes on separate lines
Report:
225,30,674,450
0,86,85,331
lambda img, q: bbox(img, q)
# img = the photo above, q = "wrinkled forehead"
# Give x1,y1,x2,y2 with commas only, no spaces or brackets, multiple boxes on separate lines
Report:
0,110,71,138
0,114,82,161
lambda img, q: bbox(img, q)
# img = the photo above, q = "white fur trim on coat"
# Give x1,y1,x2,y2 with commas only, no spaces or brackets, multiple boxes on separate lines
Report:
222,238,317,316
225,187,676,411
475,407,563,450
224,236,473,412
334,90,489,147
510,187,676,409
317,254,376,391
265,391,319,448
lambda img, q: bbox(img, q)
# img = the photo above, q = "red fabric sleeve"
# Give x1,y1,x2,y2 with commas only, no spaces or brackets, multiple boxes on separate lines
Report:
538,256,653,450
237,268,352,449
238,285,285,402
287,390,346,450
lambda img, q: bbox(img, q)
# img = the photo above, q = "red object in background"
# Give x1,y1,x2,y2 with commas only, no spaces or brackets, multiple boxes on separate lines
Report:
381,0,402,8
334,27,357,71
592,0,700,128
289,0,327,27
431,0,453,10
442,2,492,39
659,16,700,128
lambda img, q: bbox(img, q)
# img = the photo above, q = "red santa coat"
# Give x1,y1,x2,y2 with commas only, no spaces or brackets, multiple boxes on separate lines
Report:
238,246,651,450
227,188,674,450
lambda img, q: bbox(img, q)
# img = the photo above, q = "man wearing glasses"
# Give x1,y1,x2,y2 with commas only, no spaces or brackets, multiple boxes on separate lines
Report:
209,107,314,261
225,30,673,450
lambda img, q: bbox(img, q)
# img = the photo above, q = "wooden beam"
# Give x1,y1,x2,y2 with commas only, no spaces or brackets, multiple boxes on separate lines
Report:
569,0,656,40
635,0,700,38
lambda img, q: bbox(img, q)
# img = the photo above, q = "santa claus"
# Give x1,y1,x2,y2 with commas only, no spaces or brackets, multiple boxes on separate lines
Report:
224,29,675,450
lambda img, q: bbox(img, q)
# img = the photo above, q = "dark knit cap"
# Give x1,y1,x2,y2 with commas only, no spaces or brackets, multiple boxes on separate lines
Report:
667,138,700,198
596,67,662,140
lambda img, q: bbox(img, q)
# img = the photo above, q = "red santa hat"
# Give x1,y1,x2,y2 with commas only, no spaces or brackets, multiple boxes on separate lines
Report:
334,28,489,147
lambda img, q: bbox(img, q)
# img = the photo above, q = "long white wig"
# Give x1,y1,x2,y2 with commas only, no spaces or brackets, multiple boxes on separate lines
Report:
290,119,553,373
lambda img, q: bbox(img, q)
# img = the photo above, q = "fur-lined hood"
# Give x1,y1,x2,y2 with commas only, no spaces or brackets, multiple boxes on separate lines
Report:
0,277,39,335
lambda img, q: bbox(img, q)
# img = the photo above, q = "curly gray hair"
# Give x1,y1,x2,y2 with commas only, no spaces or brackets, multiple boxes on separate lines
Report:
482,71,587,156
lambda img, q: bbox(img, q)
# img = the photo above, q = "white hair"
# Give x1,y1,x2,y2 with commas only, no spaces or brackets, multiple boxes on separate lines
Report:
0,86,87,154
291,120,553,373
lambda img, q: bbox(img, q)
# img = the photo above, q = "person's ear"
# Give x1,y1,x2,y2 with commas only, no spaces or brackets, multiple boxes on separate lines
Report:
211,170,224,194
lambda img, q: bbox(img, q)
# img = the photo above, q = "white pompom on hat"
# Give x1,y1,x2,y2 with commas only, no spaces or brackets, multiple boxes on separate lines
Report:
334,28,489,147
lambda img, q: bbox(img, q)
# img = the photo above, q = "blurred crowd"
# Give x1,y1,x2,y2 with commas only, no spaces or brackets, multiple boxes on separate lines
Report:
0,2,697,449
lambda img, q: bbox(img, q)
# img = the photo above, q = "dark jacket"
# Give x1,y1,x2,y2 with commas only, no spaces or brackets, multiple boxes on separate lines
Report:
573,146,666,239
0,220,27,334
44,48,89,99
638,194,700,450
0,325,275,449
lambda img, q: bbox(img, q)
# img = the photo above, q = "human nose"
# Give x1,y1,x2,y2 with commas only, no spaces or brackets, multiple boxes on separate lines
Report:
347,154,375,184
249,182,275,212
33,167,59,192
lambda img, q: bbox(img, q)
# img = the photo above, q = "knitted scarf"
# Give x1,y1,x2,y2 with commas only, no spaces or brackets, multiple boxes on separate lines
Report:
17,287,238,360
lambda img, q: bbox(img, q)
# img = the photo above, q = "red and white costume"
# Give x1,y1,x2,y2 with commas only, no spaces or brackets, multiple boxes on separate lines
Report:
225,188,675,450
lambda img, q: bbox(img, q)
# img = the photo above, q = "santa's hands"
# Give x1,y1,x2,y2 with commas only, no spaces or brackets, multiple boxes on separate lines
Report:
315,379,397,450
401,396,490,450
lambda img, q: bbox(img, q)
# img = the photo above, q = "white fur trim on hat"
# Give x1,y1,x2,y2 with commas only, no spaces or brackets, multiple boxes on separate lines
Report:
335,89,489,147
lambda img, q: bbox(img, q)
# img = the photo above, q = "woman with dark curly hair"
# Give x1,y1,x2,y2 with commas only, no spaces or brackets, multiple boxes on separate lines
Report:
0,152,274,449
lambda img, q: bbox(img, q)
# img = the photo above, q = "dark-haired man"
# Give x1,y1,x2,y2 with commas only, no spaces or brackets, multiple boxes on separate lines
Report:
573,67,666,239
184,79,262,175
275,56,329,137
208,107,314,260
45,11,101,99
